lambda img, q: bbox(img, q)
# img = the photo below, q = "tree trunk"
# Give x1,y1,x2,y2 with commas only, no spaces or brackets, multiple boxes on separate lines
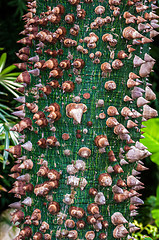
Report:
8,0,158,239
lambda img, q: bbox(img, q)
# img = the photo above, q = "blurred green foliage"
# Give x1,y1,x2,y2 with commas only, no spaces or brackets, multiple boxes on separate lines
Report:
0,50,22,167
132,220,159,240
141,118,159,166
0,50,22,210
151,185,159,227
135,118,159,235
0,52,22,98
137,119,159,222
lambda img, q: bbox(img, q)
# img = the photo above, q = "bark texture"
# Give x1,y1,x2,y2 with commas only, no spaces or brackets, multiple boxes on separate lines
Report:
8,0,159,239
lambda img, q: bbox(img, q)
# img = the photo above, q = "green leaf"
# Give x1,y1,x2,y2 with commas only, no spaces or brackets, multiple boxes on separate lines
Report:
0,108,14,118
4,72,20,77
0,185,7,192
0,91,7,96
4,80,22,88
0,133,5,140
0,110,17,122
0,103,11,111
0,154,4,163
150,152,159,165
151,209,159,219
143,237,153,240
9,131,19,145
0,112,7,123
0,124,4,133
0,53,21,97
0,145,5,151
140,118,159,165
1,64,16,74
0,53,7,73
155,219,159,227
0,81,20,98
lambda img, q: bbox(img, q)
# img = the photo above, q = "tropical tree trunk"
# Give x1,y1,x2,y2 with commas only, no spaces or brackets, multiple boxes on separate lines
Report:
7,0,158,239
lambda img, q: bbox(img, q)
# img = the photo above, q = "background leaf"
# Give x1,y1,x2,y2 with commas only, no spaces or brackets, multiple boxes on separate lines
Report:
140,118,159,165
0,53,7,73
1,65,16,75
143,238,153,240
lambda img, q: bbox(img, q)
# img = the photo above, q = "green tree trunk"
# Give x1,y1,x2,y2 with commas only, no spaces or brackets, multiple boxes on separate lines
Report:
7,0,158,239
